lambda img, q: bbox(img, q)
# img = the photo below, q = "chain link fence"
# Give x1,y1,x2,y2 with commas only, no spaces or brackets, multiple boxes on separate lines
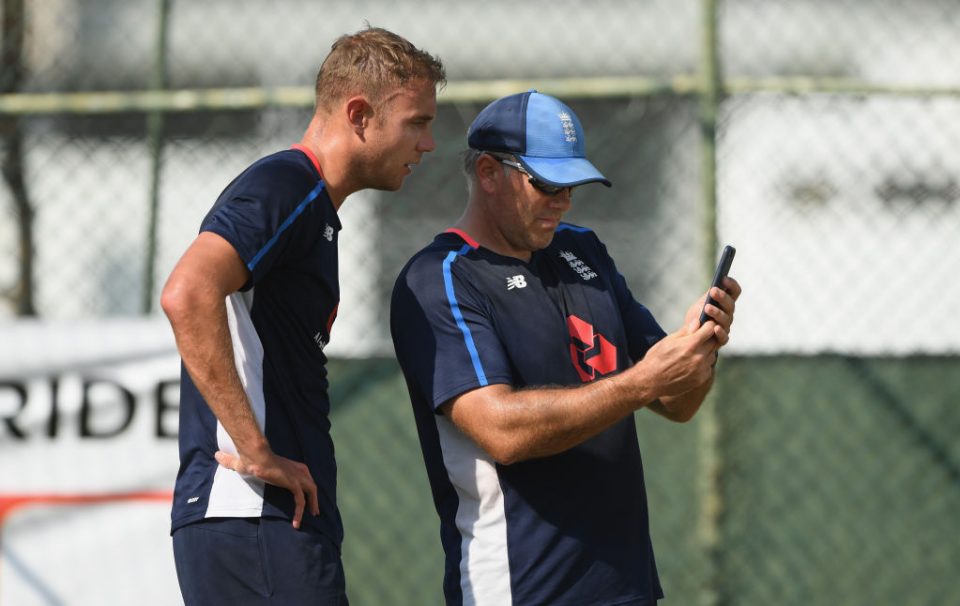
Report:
1,1,958,605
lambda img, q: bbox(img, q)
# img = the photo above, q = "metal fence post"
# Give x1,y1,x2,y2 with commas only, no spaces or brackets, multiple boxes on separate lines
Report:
1,0,35,316
698,0,724,604
142,0,172,314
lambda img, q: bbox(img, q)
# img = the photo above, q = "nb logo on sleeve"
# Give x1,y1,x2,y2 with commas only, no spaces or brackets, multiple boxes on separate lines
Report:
506,275,527,290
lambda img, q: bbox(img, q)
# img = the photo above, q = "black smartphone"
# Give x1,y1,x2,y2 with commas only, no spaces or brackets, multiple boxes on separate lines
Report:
699,245,736,326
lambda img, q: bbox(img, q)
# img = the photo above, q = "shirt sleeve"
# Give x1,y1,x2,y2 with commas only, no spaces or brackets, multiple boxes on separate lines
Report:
391,250,514,412
200,160,324,287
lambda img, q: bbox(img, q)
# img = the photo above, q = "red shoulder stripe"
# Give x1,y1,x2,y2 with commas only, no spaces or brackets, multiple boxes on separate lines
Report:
444,228,479,249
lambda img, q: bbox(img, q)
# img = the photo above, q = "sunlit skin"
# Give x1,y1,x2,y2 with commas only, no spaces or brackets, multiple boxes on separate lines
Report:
459,153,574,261
358,80,438,191
304,78,438,207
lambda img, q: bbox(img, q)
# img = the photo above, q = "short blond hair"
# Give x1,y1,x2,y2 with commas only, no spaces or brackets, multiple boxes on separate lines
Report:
314,26,445,112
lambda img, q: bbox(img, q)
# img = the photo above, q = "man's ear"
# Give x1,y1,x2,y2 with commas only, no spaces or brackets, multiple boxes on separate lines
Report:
345,96,373,136
476,153,503,194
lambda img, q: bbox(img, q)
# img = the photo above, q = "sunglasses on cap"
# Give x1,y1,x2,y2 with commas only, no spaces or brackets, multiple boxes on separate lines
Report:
491,156,569,196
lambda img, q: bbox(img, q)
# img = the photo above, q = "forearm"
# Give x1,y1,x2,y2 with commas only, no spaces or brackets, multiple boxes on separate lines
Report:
176,308,269,455
164,280,270,464
446,319,721,464
161,232,270,459
449,368,660,464
649,373,714,422
506,381,635,460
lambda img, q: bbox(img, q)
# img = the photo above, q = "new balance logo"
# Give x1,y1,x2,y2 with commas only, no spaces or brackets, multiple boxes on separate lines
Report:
506,275,527,290
323,224,334,241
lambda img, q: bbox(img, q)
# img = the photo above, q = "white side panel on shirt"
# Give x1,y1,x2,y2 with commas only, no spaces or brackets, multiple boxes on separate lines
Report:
205,290,267,518
435,414,512,606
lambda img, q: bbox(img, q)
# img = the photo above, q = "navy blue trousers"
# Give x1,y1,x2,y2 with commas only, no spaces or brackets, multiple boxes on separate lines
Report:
173,517,347,606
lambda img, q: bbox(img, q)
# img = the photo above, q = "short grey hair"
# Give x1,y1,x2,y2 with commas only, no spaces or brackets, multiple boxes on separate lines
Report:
460,149,514,195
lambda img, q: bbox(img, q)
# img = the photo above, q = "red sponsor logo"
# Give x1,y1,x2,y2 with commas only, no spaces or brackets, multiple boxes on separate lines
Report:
567,314,618,382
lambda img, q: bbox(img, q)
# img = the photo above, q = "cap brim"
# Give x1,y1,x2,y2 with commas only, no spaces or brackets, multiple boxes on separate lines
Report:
517,155,612,188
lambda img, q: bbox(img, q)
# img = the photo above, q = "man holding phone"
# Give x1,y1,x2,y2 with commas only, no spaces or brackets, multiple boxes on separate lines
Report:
390,90,741,605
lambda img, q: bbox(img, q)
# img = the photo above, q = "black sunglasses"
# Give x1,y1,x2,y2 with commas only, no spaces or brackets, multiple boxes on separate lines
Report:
494,157,569,196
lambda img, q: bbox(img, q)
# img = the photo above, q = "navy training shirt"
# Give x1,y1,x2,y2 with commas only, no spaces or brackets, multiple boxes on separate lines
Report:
391,225,668,606
171,146,344,546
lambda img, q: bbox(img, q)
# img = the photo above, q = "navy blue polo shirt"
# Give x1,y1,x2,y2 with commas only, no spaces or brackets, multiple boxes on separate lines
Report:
390,225,668,606
171,146,344,547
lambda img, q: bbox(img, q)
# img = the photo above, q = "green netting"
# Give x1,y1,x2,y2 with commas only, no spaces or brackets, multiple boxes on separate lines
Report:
328,356,960,606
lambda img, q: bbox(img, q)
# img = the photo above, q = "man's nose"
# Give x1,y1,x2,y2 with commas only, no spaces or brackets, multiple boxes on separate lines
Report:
551,188,573,211
418,128,436,152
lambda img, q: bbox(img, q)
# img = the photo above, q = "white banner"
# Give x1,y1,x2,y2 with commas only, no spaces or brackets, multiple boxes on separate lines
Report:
0,319,183,606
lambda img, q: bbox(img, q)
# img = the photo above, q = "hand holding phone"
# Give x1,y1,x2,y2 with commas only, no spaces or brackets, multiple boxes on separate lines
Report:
699,245,736,326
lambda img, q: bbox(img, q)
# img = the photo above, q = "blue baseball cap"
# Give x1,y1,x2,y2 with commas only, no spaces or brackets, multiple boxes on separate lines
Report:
467,90,612,188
